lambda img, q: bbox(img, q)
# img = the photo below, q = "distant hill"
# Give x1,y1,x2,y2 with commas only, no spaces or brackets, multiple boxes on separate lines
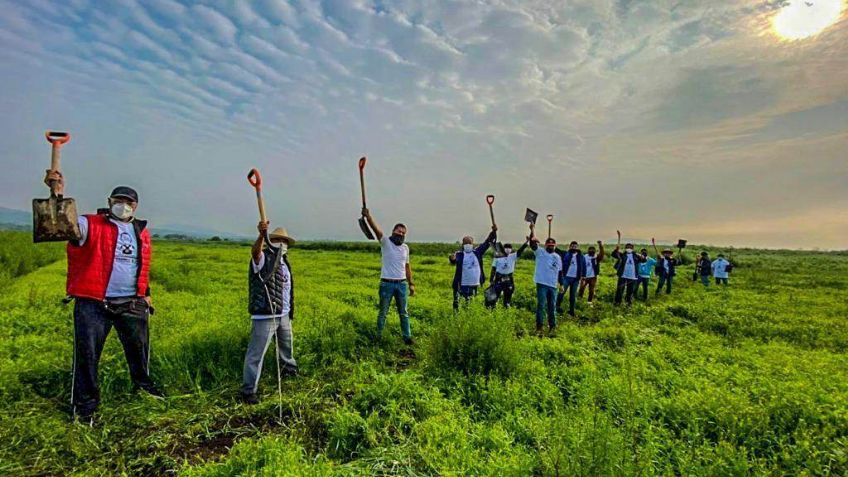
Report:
0,207,30,227
0,207,245,240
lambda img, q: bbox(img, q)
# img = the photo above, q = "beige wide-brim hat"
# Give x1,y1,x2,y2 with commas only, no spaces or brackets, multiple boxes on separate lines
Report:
269,227,296,244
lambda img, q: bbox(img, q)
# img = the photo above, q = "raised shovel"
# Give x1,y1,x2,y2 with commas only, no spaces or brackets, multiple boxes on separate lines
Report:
357,157,375,240
486,195,505,257
247,168,271,245
546,214,554,240
246,167,284,423
33,131,81,243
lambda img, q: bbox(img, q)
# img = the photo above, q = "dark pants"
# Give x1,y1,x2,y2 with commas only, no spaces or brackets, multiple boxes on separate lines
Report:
656,275,673,294
536,284,557,328
578,277,597,302
453,285,478,310
492,274,514,307
715,277,728,285
701,274,711,287
556,276,580,315
72,298,154,417
614,277,638,305
637,276,651,300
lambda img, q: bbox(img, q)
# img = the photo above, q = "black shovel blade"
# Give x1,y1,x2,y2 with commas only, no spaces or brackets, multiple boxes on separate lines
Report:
32,196,81,243
524,208,538,224
358,216,375,240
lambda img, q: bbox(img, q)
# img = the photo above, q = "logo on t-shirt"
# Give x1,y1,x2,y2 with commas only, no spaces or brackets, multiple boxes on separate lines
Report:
116,232,137,262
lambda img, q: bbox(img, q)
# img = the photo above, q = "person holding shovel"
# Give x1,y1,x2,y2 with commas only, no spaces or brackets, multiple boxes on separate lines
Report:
578,241,605,307
43,171,162,424
653,239,680,295
361,208,416,345
449,225,498,310
611,231,646,306
529,224,563,334
241,221,298,405
697,251,712,287
489,240,529,308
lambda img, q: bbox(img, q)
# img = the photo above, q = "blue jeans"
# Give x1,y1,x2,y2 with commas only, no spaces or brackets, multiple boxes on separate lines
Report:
700,274,710,287
377,281,411,339
556,276,580,315
536,284,557,328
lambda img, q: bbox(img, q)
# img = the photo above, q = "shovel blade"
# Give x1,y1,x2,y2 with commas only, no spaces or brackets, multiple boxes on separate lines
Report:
32,196,81,243
358,216,375,240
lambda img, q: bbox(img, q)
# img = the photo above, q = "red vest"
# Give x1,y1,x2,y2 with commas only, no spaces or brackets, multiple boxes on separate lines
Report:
66,214,152,300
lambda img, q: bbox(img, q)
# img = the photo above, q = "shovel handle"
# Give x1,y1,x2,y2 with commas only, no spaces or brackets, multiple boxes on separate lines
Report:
45,131,70,195
485,195,495,226
358,157,367,207
247,168,267,224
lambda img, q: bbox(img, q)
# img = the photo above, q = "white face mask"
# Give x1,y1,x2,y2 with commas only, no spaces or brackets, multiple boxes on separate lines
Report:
504,248,513,255
463,244,473,253
277,243,288,254
625,248,633,254
110,202,134,220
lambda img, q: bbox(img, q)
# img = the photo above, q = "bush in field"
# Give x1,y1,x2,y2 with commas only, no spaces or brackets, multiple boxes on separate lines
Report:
425,307,522,378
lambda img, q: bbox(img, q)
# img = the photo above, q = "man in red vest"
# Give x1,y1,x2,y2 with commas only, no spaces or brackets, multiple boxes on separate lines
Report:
44,170,163,424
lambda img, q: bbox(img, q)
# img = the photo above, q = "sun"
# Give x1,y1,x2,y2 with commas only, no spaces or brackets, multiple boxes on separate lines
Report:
772,0,844,40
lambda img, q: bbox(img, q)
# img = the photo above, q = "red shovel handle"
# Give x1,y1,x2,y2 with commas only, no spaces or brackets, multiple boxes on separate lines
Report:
486,194,495,205
358,156,367,170
45,131,70,146
247,168,262,190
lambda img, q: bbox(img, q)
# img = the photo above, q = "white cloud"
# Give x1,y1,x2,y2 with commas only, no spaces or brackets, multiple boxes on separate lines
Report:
0,0,846,248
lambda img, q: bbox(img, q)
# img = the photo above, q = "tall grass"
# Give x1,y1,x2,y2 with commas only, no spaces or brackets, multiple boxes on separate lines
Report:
0,234,846,475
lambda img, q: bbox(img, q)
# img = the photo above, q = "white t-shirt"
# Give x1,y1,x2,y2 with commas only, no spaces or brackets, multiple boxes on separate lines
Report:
565,253,579,278
460,252,481,286
77,217,140,298
712,259,729,279
622,252,637,280
493,253,518,275
380,236,409,280
252,250,292,318
584,255,597,279
534,248,562,288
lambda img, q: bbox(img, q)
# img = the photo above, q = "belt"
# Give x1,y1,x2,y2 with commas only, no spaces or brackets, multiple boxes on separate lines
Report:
381,278,406,283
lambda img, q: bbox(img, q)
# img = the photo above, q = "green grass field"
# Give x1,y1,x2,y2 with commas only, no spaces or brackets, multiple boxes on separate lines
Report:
0,230,846,476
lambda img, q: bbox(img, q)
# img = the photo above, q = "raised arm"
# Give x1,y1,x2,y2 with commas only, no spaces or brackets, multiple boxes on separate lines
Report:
597,240,606,262
528,224,539,251
362,207,384,240
652,237,659,257
252,221,268,265
476,224,498,254
516,239,529,257
616,230,621,248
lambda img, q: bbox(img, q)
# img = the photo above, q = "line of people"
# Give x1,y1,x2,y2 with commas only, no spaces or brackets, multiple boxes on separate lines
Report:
44,169,733,420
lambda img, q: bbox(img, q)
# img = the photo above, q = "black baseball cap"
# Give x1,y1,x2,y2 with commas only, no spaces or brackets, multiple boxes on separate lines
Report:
110,186,138,202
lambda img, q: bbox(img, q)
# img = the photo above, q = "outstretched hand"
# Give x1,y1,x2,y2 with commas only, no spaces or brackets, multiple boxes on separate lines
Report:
361,207,370,217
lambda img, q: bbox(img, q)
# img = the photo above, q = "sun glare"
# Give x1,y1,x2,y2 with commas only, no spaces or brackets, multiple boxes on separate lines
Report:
772,0,844,40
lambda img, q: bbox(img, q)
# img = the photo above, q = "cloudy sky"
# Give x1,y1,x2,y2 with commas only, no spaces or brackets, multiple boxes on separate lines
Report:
1,0,846,249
